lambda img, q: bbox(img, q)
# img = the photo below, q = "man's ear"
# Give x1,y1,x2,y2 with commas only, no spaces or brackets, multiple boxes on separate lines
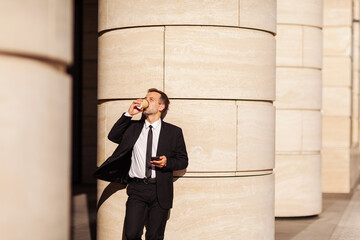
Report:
159,103,165,112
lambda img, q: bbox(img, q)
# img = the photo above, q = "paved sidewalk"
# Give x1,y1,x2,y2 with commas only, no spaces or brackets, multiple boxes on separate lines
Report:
330,185,360,240
71,184,97,240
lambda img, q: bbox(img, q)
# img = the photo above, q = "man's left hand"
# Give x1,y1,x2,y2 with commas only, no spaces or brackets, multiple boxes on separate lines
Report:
150,156,167,168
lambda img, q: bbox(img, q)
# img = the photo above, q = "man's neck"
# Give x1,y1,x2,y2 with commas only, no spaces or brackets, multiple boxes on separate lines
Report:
146,114,161,124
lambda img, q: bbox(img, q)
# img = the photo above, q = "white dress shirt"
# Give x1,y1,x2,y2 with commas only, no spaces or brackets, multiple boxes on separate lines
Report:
127,114,162,179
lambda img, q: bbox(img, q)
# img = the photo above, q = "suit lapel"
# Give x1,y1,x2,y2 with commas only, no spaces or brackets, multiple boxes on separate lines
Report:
157,121,168,156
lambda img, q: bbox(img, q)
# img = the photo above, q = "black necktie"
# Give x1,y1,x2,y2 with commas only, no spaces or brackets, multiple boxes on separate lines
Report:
145,125,153,178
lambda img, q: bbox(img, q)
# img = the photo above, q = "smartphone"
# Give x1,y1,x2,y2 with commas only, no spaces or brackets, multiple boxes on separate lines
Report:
151,156,161,161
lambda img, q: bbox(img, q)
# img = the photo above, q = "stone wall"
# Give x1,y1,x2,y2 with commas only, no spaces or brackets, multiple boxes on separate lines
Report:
322,0,360,193
97,0,276,239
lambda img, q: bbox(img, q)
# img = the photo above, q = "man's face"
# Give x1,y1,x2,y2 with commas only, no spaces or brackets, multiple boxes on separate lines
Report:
143,92,164,116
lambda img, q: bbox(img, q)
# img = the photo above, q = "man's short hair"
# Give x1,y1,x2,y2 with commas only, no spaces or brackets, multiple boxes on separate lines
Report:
148,88,170,119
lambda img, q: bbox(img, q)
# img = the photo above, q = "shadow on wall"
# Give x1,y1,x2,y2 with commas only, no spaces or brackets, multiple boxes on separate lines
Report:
96,183,126,212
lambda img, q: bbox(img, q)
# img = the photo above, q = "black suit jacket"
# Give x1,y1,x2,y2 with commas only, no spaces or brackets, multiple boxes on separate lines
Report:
94,113,188,209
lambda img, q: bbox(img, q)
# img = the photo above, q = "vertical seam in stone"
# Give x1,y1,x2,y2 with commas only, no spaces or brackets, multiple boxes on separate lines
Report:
48,0,52,58
302,26,305,67
163,26,166,91
236,100,238,171
106,0,108,30
238,0,241,27
300,110,304,152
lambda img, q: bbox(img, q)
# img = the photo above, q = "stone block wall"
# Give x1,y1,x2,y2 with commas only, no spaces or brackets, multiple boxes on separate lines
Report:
97,0,276,239
322,0,360,193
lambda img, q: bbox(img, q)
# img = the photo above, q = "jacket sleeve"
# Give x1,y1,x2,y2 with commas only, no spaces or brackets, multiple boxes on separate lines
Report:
108,113,132,144
161,128,188,172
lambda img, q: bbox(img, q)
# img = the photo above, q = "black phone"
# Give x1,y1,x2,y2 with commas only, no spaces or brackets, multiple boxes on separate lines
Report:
151,156,161,161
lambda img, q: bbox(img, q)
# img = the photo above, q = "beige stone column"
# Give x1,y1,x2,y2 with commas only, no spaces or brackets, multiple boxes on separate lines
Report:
0,1,73,240
353,0,360,187
97,0,276,239
322,0,360,193
275,0,323,217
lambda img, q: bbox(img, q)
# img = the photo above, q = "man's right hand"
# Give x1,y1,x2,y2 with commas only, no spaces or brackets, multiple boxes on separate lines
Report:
127,99,143,116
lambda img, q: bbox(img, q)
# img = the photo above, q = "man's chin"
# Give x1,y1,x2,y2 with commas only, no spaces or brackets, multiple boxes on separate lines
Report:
142,111,151,116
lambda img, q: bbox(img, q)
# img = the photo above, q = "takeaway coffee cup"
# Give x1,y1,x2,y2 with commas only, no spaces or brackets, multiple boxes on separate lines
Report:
136,99,149,110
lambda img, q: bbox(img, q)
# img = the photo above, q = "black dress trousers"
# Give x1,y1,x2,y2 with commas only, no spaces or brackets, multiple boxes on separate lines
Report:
124,181,169,240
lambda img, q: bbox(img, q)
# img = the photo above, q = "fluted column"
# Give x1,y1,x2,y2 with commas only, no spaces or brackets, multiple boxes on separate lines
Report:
0,1,73,240
275,0,323,217
97,0,276,239
322,0,360,193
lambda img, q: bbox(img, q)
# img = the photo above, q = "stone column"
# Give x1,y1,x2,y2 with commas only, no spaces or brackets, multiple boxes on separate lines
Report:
353,0,360,186
97,1,276,239
275,0,323,217
0,1,73,240
322,0,360,193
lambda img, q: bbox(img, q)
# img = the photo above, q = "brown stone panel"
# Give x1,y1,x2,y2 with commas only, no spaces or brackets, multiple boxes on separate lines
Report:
237,101,275,171
323,0,352,27
165,26,275,100
276,68,322,109
301,111,322,151
322,116,351,148
323,27,352,56
277,0,323,28
276,110,321,152
276,25,303,66
277,25,322,68
98,27,164,99
239,0,276,33
166,100,237,172
303,26,323,68
322,56,352,87
275,154,322,217
322,148,350,193
322,87,351,117
168,174,275,239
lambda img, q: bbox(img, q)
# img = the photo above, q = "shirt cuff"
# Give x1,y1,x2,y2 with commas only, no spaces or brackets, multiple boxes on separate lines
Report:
124,112,133,117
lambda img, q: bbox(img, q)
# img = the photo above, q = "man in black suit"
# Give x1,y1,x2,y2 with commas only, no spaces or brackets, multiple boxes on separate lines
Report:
94,88,188,240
